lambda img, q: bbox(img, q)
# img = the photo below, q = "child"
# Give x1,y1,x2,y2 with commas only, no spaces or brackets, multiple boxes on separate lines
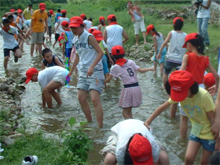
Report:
98,16,106,34
92,30,113,79
68,16,104,128
0,19,25,69
15,9,24,51
41,48,64,69
105,45,154,119
146,24,167,76
144,70,217,165
204,73,216,91
157,17,187,86
25,66,69,109
47,10,54,42
53,16,63,48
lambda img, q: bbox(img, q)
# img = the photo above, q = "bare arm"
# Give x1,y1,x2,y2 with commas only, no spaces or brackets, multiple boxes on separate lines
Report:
87,36,103,77
137,67,155,73
104,47,113,64
180,54,188,70
212,84,220,136
105,74,113,83
54,56,64,67
41,61,45,70
201,0,211,9
122,30,129,43
68,54,79,76
54,22,60,33
45,19,48,34
42,93,46,108
207,62,219,96
158,32,172,55
103,29,107,43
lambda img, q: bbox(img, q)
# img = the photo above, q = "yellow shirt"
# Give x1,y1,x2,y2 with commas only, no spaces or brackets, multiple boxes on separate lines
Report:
31,10,48,33
169,88,215,140
23,8,34,20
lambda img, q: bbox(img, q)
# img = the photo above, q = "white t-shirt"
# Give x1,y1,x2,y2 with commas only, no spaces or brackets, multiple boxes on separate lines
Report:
54,22,64,34
38,66,69,91
106,24,123,53
166,30,187,64
0,26,18,49
111,119,160,165
83,20,92,31
197,0,211,18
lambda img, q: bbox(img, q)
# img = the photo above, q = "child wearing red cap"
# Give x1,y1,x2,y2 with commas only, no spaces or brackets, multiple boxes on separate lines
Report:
146,24,167,76
91,30,113,79
145,70,218,165
105,45,154,119
25,66,69,109
100,119,169,165
15,9,25,51
53,16,64,48
98,16,106,34
47,10,55,42
204,73,216,91
68,16,105,128
54,9,69,38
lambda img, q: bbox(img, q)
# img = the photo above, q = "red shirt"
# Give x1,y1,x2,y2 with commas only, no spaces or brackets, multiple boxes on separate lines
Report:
186,52,209,84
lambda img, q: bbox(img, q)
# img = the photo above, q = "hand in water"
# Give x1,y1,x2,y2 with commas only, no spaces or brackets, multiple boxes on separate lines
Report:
87,67,94,77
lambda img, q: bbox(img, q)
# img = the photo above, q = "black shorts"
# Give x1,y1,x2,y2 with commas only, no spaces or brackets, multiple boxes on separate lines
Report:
48,26,52,37
4,45,20,57
55,33,60,41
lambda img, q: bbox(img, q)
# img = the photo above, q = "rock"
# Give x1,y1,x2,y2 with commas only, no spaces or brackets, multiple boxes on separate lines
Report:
0,83,9,91
167,13,177,18
16,84,26,91
1,136,15,145
8,133,23,139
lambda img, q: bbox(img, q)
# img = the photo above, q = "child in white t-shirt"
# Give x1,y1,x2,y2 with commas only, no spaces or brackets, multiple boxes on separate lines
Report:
25,66,69,109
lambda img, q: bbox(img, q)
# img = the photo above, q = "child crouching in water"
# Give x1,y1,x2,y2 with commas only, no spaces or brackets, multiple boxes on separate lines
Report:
145,70,218,165
146,24,167,76
105,45,154,119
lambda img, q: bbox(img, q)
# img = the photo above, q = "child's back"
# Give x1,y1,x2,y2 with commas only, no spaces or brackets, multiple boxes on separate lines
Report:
167,30,187,64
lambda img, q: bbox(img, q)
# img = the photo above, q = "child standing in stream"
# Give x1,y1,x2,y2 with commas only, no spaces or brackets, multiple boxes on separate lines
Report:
105,45,154,119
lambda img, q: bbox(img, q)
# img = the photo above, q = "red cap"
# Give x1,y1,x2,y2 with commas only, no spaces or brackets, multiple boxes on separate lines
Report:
111,45,125,56
88,28,97,34
57,16,61,20
17,9,23,13
93,30,104,41
25,68,38,84
49,10,54,15
61,9,66,14
169,70,195,102
173,17,184,24
204,73,216,87
61,21,69,26
58,36,65,44
129,134,153,165
107,14,116,20
10,9,16,12
99,16,105,22
39,3,46,10
182,33,198,48
80,14,86,19
69,16,83,27
146,24,154,35
61,32,65,37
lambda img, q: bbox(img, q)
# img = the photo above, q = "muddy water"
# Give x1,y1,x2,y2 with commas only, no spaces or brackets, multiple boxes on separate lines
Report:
0,36,203,165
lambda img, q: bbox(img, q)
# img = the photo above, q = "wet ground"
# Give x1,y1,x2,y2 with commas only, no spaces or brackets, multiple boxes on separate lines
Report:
0,36,204,164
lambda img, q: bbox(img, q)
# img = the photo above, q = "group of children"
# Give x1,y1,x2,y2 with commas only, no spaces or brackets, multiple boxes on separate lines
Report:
1,3,220,164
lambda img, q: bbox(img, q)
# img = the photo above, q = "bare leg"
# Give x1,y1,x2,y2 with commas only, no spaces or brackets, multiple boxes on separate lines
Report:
122,107,132,119
142,31,147,44
14,48,22,58
31,44,35,56
43,80,62,108
154,61,157,73
90,90,103,128
38,43,43,56
53,40,57,48
180,115,188,138
103,153,117,165
170,103,178,117
51,90,62,105
159,151,170,165
135,34,139,46
4,56,9,70
78,89,92,123
163,73,168,88
185,140,201,165
200,149,213,165
160,63,164,77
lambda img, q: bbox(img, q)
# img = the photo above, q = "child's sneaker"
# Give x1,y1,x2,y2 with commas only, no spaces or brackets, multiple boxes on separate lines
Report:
22,155,38,165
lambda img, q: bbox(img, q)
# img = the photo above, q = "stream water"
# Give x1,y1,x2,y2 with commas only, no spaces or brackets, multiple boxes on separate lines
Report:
0,36,204,165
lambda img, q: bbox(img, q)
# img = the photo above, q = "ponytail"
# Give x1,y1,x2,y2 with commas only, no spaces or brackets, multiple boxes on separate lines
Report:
152,28,160,37
188,34,205,55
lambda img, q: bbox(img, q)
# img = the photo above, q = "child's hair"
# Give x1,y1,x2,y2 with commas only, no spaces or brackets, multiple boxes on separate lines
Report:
7,15,13,20
80,24,85,28
100,19,105,25
152,28,160,37
165,81,199,95
57,9,61,12
42,48,52,57
47,12,51,17
174,19,183,31
3,19,10,25
62,12,66,17
88,17,93,22
113,54,124,60
109,18,117,22
188,34,205,54
209,151,220,165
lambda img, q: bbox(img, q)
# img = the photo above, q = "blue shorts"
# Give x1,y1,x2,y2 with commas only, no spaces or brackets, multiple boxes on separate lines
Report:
102,54,109,75
189,134,215,151
153,47,166,64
